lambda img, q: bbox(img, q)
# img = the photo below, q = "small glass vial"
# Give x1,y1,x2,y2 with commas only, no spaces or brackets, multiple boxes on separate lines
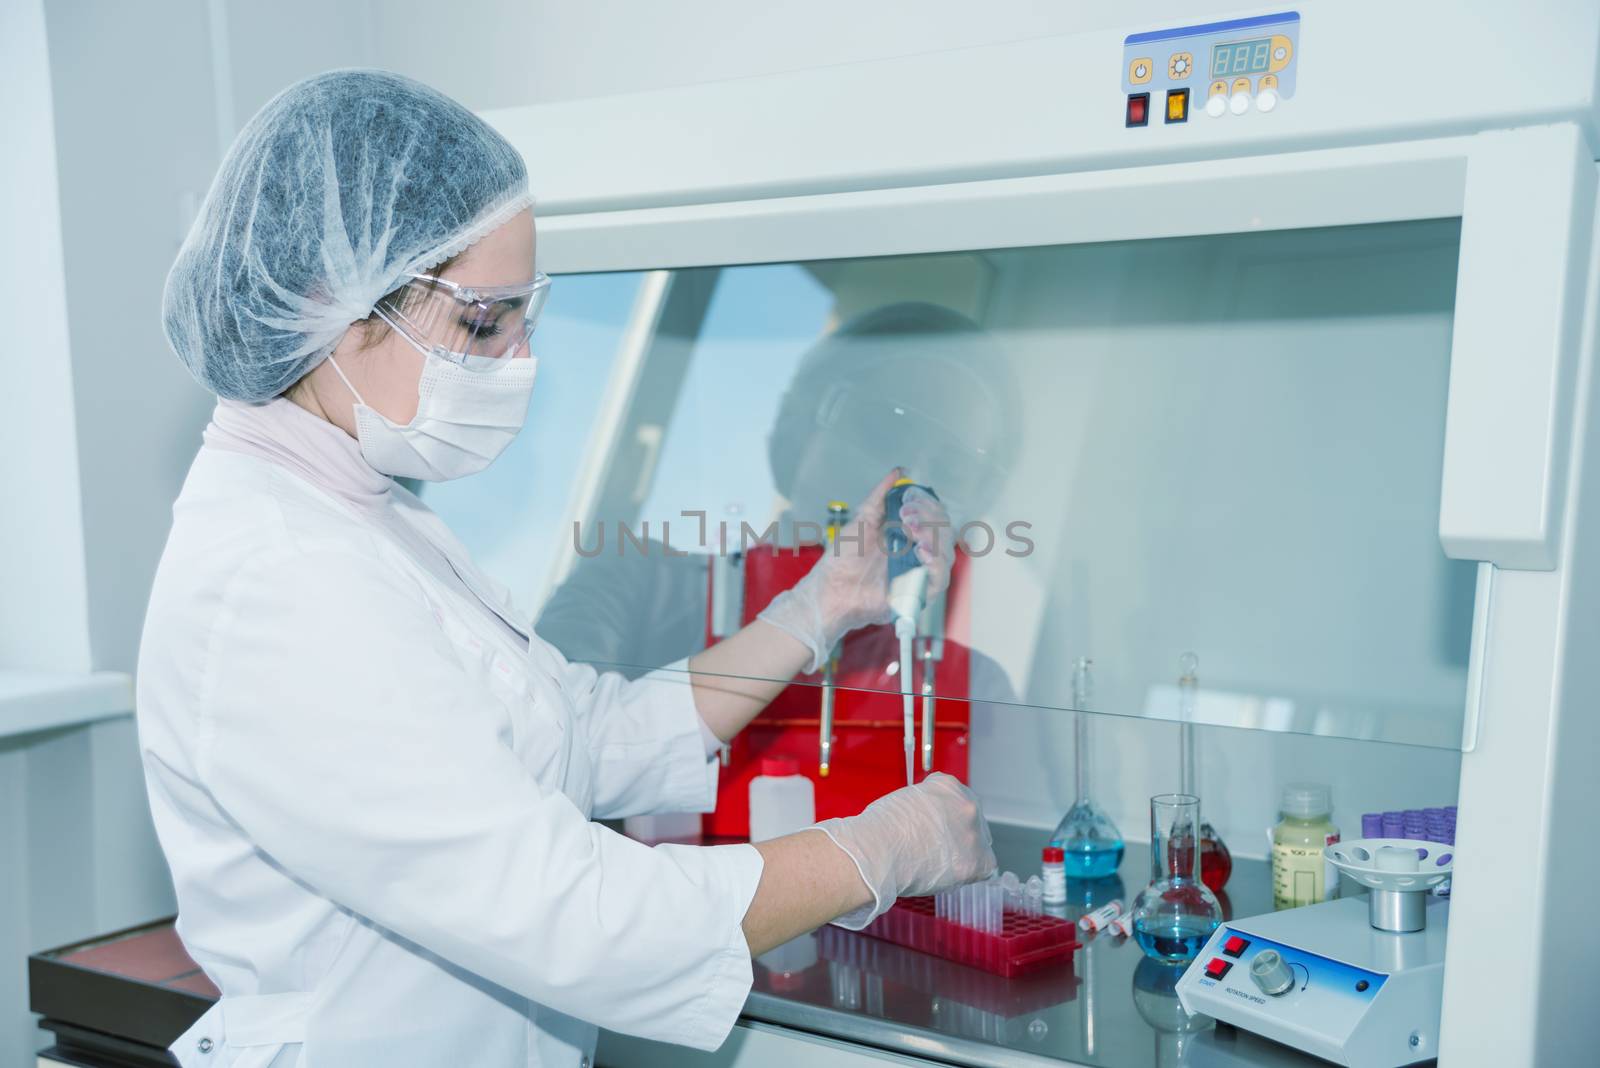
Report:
1271,783,1340,910
1041,845,1067,904
1077,899,1125,933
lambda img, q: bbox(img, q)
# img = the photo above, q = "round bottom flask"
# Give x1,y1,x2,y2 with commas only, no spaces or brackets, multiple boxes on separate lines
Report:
1131,793,1222,965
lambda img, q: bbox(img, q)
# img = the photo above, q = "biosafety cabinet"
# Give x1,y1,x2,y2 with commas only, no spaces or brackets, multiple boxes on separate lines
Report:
427,4,1600,1066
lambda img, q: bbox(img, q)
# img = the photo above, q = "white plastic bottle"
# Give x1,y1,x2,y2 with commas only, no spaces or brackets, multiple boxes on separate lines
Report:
749,757,816,842
1272,783,1340,910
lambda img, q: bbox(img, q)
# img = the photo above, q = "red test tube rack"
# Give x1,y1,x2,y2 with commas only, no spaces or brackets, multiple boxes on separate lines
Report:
816,925,1078,1017
857,896,1079,977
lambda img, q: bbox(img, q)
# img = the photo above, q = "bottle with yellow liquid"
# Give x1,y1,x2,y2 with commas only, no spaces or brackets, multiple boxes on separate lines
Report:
1272,783,1340,910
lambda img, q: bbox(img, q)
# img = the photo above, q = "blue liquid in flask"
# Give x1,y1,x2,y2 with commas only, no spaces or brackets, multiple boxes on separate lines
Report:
1061,836,1125,880
1132,915,1218,965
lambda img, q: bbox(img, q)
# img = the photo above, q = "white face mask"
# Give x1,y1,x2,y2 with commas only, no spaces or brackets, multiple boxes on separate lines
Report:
327,351,537,481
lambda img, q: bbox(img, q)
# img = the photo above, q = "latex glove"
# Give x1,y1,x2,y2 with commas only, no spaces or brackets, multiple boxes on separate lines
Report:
814,772,997,930
758,468,956,672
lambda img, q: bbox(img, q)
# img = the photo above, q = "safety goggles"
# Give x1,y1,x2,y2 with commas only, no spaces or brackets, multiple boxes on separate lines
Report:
374,271,551,370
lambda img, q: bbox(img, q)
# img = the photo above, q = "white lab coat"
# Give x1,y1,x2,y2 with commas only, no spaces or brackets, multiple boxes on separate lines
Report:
136,443,764,1068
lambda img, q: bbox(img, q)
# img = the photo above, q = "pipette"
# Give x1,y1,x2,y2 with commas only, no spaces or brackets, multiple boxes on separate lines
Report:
884,478,937,786
919,582,945,773
818,501,850,777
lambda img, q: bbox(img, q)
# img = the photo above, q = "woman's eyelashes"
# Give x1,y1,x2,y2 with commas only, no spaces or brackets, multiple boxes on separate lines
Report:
462,315,504,339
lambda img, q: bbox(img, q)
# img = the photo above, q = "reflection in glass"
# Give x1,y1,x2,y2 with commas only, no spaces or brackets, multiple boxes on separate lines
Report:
430,222,1475,750
1062,874,1127,920
1131,956,1213,1068
536,295,1019,825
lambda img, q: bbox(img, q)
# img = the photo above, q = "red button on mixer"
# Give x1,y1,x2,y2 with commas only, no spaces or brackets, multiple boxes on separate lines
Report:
1223,935,1249,957
1205,958,1232,979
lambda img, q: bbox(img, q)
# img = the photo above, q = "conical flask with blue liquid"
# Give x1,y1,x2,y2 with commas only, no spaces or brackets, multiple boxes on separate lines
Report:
1051,657,1125,879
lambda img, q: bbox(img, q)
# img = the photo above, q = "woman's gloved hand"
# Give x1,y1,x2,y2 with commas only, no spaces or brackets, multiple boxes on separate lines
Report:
814,772,997,930
758,467,955,672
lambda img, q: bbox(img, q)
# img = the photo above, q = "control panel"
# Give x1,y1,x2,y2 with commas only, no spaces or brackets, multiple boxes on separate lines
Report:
1122,11,1300,127
1175,897,1448,1067
1185,926,1385,1043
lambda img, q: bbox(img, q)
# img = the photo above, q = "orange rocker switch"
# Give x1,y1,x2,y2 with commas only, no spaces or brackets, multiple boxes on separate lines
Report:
1165,88,1190,123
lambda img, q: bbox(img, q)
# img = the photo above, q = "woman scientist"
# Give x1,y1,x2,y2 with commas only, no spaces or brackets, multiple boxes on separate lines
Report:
138,70,994,1068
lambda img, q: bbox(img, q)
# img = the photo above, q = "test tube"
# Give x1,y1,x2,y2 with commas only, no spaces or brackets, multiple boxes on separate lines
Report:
1025,876,1044,916
1108,914,1134,938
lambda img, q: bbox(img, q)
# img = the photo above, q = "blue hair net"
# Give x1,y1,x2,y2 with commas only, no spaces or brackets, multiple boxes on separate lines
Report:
163,69,534,401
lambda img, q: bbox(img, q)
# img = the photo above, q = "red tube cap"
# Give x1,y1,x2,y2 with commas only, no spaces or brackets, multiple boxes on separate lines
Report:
1043,845,1066,862
760,757,801,777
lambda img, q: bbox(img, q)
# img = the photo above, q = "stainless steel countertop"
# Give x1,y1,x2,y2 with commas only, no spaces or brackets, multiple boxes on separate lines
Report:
743,823,1342,1068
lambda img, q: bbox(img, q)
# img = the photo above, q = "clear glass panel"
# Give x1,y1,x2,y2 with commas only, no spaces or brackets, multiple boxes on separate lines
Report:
422,270,643,602
425,220,1474,750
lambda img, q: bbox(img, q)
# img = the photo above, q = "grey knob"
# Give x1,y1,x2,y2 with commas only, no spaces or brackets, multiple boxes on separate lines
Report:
1250,950,1295,996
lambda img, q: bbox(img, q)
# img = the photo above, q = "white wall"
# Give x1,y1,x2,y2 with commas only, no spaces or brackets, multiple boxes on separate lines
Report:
0,0,91,675
44,0,230,675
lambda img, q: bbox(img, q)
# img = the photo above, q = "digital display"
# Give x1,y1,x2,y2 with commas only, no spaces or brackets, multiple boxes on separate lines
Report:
1212,37,1274,77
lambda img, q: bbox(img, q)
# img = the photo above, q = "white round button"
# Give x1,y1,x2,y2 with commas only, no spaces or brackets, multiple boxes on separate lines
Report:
1134,63,1148,79
1206,94,1227,118
1229,92,1250,115
1274,46,1287,61
1256,89,1278,112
